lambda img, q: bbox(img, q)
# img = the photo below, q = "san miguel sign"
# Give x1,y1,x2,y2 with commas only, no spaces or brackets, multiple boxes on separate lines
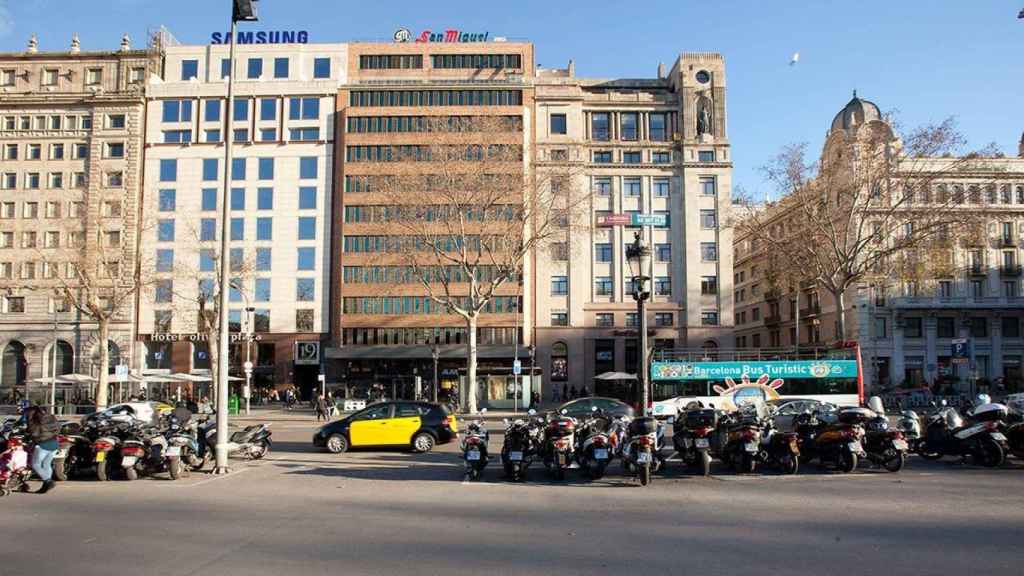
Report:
394,28,490,43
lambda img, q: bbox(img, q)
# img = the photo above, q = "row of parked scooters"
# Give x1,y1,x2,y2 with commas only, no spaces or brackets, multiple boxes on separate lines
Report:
458,394,1024,486
1,409,273,496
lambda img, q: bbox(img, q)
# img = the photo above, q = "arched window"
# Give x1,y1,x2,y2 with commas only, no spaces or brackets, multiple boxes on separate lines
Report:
701,340,719,361
2,341,27,397
54,340,74,376
551,342,568,382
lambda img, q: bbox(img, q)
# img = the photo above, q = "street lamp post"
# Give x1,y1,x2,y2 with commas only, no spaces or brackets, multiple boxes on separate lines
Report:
244,305,255,415
214,0,258,475
626,231,652,417
528,344,536,408
431,344,440,403
50,300,59,415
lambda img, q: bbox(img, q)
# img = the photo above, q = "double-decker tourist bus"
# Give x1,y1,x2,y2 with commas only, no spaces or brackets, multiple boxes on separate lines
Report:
647,344,864,417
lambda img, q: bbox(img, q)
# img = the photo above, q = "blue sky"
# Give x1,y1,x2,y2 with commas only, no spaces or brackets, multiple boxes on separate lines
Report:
1,0,1021,197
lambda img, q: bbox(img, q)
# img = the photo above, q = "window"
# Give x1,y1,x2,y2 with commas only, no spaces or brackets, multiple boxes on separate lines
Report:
23,202,38,219
200,217,217,239
162,99,193,123
256,217,272,240
231,158,246,181
296,309,314,332
1,173,14,189
83,68,102,85
233,129,248,143
200,188,217,212
594,277,612,296
299,157,317,179
247,58,262,79
651,151,671,164
593,177,612,196
620,113,638,140
155,279,173,304
654,243,671,262
259,98,276,121
313,57,331,79
220,58,232,79
254,278,271,302
73,143,87,159
159,159,177,182
163,130,191,143
551,275,568,295
181,59,198,81
701,276,718,295
26,173,40,189
649,113,667,141
289,97,320,120
622,151,641,164
233,100,249,121
289,127,320,141
72,172,86,188
259,128,277,142
1002,317,1021,338
939,280,953,299
550,311,568,326
231,188,245,210
550,113,566,135
970,317,988,338
154,310,173,333
106,142,124,158
595,313,614,327
256,248,271,271
971,280,984,299
904,317,923,338
230,218,244,240
700,209,717,229
1005,281,1018,298
653,177,670,197
157,219,175,242
593,151,612,163
701,242,718,261
230,249,244,272
296,278,315,302
299,187,317,209
50,143,64,160
701,311,719,326
595,243,612,262
205,130,222,143
549,242,568,261
199,249,215,272
48,173,63,188
623,177,641,197
698,150,716,162
257,187,273,210
7,297,25,313
655,312,674,327
654,276,671,296
298,217,316,240
937,317,955,338
273,57,289,79
591,113,610,140
27,144,41,159
258,158,274,180
297,247,316,270
205,100,221,122
0,70,13,87
156,249,174,272
700,177,716,195
2,144,15,160
158,189,176,212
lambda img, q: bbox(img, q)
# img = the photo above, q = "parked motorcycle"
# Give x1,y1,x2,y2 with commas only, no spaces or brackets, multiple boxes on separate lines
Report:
198,421,272,466
620,415,660,486
165,416,203,477
542,410,577,481
1005,396,1024,460
52,422,94,482
862,396,908,472
92,418,132,481
672,406,718,476
461,410,489,481
794,405,872,473
0,436,31,496
760,406,801,475
719,402,768,473
576,407,613,480
501,409,538,482
916,399,1008,467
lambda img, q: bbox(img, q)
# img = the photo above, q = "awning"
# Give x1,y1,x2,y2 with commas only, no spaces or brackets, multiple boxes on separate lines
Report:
31,373,96,385
325,344,532,361
594,371,638,381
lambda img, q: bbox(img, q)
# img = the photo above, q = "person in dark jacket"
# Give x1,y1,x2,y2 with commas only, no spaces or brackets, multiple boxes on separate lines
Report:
315,394,328,422
26,406,60,493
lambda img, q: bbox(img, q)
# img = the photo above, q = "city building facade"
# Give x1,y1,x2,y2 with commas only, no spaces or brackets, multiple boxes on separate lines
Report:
532,53,735,395
0,34,160,405
733,95,1024,396
137,41,346,399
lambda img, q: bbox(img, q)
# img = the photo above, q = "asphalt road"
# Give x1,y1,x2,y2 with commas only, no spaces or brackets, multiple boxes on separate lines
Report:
2,420,1023,576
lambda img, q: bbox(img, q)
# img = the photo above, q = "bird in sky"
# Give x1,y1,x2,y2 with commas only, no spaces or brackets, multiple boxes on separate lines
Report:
789,52,800,66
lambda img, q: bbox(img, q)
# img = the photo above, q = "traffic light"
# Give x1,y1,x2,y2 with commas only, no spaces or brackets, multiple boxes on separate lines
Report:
233,0,259,22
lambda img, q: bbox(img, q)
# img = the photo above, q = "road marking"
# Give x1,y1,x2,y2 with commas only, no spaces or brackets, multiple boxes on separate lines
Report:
154,466,252,488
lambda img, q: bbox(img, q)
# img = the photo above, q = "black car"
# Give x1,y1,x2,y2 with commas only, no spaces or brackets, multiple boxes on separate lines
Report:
313,401,457,454
556,397,634,420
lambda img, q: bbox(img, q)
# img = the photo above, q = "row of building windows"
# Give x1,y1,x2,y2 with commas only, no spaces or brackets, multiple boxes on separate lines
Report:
549,311,676,328
0,228,117,249
900,184,1024,206
180,186,318,213
162,126,321,144
179,56,331,82
342,235,496,253
1,114,97,132
591,149,672,164
0,200,118,219
873,316,1024,340
2,142,91,161
587,112,671,141
152,308,286,334
1,171,92,190
345,115,522,134
430,54,522,69
156,215,318,243
0,260,113,280
0,66,146,89
549,275,674,297
158,156,319,183
342,295,519,315
341,326,518,346
161,96,320,124
342,204,516,223
348,89,524,108
341,265,507,284
181,246,315,272
152,277,316,304
344,144,521,163
358,54,423,70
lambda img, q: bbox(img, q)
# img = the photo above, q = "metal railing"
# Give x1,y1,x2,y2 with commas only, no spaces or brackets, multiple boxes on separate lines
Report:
652,347,857,363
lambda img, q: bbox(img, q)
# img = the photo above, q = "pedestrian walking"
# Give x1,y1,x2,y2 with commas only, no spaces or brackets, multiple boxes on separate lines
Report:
562,384,568,402
580,385,589,398
531,391,540,409
569,385,577,400
25,406,60,494
315,394,328,421
552,387,560,403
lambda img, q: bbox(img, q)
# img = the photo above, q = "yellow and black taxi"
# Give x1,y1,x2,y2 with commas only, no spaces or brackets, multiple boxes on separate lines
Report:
313,401,458,454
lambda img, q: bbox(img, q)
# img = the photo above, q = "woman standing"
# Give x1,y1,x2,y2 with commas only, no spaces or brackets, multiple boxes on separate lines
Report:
315,394,328,422
26,406,60,494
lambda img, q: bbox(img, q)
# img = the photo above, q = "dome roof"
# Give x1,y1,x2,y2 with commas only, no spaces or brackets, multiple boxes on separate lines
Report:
830,91,882,133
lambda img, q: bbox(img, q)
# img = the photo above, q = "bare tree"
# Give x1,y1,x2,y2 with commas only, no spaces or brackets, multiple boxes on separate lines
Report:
737,116,997,340
373,116,588,413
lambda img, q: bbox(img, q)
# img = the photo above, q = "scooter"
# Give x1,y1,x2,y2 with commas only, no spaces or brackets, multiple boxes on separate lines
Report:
501,409,536,482
719,403,767,474
672,406,718,476
576,407,613,480
199,421,272,466
795,405,872,473
621,415,660,486
916,399,1008,467
0,436,31,497
760,407,801,475
862,396,908,472
542,410,576,481
461,410,489,481
52,422,94,482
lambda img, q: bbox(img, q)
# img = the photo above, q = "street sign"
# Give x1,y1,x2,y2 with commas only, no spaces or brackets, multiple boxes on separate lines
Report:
597,214,631,227
512,359,522,375
951,338,970,363
295,341,320,365
115,364,128,378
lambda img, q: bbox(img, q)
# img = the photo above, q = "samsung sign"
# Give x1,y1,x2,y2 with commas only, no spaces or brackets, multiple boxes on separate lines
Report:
211,30,309,44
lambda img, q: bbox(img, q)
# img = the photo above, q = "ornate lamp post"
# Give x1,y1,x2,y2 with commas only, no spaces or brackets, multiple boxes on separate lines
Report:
626,231,652,417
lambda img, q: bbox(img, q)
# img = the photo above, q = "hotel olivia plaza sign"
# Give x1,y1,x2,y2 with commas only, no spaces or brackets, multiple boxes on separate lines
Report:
393,28,491,43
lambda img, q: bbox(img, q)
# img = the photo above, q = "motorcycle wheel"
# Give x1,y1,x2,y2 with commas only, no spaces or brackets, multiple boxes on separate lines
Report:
838,450,858,473
250,440,270,460
590,460,607,480
96,459,112,482
780,454,799,475
124,465,138,481
639,464,651,486
0,486,8,497
741,453,756,474
974,438,1005,468
52,457,68,482
881,450,905,473
700,451,712,477
168,456,182,480
553,465,565,481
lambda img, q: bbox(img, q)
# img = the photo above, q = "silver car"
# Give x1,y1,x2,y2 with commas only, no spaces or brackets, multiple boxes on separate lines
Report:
768,399,832,432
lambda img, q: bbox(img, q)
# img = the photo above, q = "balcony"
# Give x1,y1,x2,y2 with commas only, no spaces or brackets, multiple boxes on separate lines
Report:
764,314,782,326
764,288,781,301
968,265,987,277
1000,236,1016,248
800,304,821,317
1000,265,1022,277
799,279,816,290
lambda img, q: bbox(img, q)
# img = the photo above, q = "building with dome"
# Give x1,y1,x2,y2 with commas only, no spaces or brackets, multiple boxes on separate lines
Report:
733,93,1024,396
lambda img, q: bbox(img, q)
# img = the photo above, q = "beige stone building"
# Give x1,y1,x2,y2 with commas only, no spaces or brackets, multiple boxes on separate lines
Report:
733,94,1024,395
0,34,160,405
532,53,734,397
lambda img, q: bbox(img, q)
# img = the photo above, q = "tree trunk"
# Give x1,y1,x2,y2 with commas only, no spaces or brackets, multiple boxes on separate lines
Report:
465,314,478,414
207,329,219,407
834,287,847,341
96,318,110,410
